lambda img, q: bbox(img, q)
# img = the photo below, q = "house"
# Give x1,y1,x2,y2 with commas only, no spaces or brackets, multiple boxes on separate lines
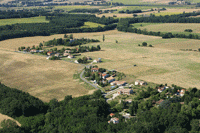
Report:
63,53,70,57
180,89,186,97
106,76,115,83
125,99,133,103
54,53,60,57
91,67,99,72
135,80,147,85
156,99,164,105
108,117,119,124
47,51,54,56
30,49,38,53
65,50,71,53
93,58,101,63
101,73,109,79
109,113,115,117
68,55,74,59
110,81,127,86
158,86,166,93
110,81,117,86
118,89,134,95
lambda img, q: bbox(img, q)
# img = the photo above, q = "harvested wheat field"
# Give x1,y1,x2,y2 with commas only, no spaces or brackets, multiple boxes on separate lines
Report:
0,49,90,102
1,30,200,102
0,113,21,128
139,23,200,33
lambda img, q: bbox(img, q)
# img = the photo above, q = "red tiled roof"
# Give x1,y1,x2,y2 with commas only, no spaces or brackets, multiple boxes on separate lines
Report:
91,68,99,70
110,113,115,117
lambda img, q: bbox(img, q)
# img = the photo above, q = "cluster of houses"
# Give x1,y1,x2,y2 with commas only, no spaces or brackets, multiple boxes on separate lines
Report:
91,67,127,87
157,86,186,97
108,113,119,124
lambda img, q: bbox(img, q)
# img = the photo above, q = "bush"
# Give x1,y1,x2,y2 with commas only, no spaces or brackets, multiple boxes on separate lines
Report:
149,44,153,47
142,42,147,46
184,29,193,32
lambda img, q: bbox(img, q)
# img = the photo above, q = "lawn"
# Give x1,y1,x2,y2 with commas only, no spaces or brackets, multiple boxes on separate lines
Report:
0,16,48,26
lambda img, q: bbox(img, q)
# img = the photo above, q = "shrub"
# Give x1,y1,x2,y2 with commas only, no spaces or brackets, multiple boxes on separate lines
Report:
149,44,153,47
184,29,193,32
142,42,147,46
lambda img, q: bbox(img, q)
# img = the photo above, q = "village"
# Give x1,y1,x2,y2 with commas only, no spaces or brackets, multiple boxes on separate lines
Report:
17,35,102,64
82,65,187,124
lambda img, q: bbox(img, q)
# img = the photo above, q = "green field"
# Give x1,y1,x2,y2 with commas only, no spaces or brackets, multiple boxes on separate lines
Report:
0,16,48,26
81,22,105,28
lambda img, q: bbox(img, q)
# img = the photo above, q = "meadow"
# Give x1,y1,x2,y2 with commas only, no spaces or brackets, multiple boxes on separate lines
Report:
0,16,48,26
81,22,105,28
0,29,200,103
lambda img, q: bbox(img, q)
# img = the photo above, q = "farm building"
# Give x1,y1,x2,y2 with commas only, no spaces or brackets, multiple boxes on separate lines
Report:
135,80,147,85
93,58,101,63
118,89,133,95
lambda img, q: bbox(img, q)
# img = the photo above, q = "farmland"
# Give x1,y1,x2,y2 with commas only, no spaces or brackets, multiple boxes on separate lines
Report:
135,23,200,34
0,16,48,26
0,29,200,103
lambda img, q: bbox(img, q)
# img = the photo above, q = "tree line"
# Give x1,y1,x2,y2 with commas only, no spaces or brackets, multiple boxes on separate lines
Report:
0,13,117,41
0,10,48,19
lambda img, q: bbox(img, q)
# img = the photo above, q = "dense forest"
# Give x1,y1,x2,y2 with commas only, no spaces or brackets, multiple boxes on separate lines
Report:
0,10,48,19
1,83,200,132
0,12,118,41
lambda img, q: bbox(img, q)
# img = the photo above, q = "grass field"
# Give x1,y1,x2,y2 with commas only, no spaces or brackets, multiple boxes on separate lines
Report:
136,23,200,34
81,22,105,28
0,16,48,26
0,30,200,103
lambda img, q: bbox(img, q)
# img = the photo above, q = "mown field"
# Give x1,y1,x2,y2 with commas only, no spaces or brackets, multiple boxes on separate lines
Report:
0,16,48,26
0,29,200,102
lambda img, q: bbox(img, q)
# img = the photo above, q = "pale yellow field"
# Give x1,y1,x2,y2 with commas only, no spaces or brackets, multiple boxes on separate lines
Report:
0,30,200,103
0,113,21,128
139,23,200,33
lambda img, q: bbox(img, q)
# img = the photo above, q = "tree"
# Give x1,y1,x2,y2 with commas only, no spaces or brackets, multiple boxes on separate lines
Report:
97,45,101,50
1,119,18,128
198,48,200,52
70,34,73,39
142,42,147,46
133,14,137,18
116,40,118,43
103,34,105,42
39,43,43,48
64,34,68,38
